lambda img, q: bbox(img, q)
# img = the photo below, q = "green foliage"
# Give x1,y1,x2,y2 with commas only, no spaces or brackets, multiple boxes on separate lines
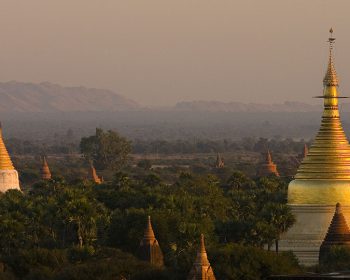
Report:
137,159,152,170
319,246,350,272
211,243,300,279
80,128,131,170
0,166,300,279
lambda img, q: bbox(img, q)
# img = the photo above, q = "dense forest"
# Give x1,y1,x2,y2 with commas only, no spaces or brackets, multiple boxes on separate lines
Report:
0,128,346,279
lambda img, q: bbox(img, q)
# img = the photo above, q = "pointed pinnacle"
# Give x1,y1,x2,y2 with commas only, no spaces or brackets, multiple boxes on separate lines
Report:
266,150,272,164
144,216,156,240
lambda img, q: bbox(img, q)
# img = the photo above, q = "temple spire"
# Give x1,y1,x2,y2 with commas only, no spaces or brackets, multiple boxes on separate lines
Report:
266,149,272,164
88,161,102,184
257,149,279,177
0,122,15,170
0,122,20,192
215,153,224,168
144,216,156,240
40,156,52,180
323,28,338,87
187,234,216,280
319,203,350,262
137,216,164,267
303,144,308,158
290,28,350,187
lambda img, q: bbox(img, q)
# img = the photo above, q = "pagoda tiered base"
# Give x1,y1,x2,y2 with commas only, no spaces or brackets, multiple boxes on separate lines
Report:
278,204,350,266
0,170,20,192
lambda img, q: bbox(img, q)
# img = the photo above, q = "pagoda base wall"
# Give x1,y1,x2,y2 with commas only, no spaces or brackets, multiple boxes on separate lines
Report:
0,170,20,192
278,204,350,267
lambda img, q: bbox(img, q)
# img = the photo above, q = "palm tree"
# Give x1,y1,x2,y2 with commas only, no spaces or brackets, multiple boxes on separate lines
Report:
261,203,295,253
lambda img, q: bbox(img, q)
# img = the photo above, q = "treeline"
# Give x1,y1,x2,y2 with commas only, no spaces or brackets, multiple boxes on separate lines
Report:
0,172,300,279
6,136,309,156
132,137,308,154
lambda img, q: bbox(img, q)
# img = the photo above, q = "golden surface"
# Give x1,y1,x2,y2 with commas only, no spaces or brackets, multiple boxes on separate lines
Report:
288,34,350,204
0,125,15,170
288,180,350,205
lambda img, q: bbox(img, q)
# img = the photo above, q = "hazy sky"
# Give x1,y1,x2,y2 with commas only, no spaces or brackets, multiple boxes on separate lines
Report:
0,0,349,106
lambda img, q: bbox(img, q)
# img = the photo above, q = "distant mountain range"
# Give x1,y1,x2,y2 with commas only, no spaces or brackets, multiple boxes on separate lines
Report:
1,81,350,113
173,101,322,112
0,81,139,112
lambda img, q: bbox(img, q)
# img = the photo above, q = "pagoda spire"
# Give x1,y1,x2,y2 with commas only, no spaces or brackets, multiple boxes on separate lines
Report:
40,156,51,180
257,149,279,177
323,28,338,87
215,153,224,168
138,216,164,267
319,203,350,262
88,161,102,184
144,215,156,240
303,144,308,158
0,122,15,170
187,234,216,280
0,122,20,192
290,28,350,189
266,149,272,164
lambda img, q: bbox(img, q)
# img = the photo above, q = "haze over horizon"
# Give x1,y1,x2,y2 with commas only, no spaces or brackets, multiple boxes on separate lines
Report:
0,0,349,106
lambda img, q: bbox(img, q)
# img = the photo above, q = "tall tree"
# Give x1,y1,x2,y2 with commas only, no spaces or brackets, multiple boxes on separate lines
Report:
80,128,131,170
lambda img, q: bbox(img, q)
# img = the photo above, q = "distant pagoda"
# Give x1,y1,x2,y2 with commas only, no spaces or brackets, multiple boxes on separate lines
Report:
215,153,224,168
187,234,216,280
257,149,279,177
138,216,164,267
88,162,102,184
302,144,308,159
40,156,52,180
0,123,20,192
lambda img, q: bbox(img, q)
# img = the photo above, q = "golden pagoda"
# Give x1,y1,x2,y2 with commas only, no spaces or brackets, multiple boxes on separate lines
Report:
0,123,20,192
288,28,350,205
88,162,102,184
40,156,52,180
279,29,350,266
137,216,164,267
187,234,216,280
257,149,279,177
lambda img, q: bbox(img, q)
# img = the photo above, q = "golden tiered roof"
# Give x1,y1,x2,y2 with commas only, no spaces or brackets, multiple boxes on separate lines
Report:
0,123,15,170
40,156,52,180
294,30,350,180
288,29,350,205
187,234,216,280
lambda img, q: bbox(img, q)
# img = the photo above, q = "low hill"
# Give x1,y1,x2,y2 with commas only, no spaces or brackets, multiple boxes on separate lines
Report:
0,81,139,112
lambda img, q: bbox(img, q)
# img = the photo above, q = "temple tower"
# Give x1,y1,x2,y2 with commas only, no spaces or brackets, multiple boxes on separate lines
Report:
138,216,164,267
88,162,102,184
40,156,51,180
280,29,350,265
187,234,216,280
0,123,20,192
319,203,350,262
302,144,308,159
215,153,224,168
257,149,279,177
